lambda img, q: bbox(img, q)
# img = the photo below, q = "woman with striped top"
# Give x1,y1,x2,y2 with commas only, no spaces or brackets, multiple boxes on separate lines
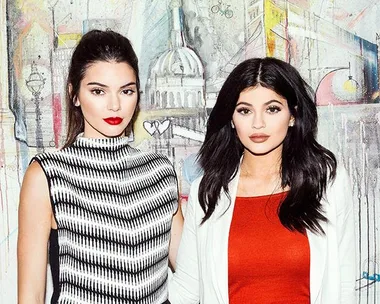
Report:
18,29,182,304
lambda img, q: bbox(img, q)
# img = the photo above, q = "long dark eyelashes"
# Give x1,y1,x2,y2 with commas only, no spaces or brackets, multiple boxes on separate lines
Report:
91,88,103,94
236,106,249,112
123,89,135,94
236,108,250,115
90,88,135,94
236,106,280,113
268,105,281,111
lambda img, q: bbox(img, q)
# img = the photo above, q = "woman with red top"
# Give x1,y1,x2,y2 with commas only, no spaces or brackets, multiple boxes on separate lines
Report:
169,57,356,303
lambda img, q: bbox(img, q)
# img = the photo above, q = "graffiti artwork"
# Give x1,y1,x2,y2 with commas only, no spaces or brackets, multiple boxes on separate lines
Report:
0,0,379,303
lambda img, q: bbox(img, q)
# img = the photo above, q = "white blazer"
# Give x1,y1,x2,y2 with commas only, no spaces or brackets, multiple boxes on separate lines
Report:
169,165,356,304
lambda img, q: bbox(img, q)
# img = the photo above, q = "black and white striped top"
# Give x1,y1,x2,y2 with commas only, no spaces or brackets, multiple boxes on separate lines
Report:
33,135,178,304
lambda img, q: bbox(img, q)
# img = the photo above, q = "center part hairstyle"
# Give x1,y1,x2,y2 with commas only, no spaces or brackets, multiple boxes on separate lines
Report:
63,29,140,148
198,57,337,234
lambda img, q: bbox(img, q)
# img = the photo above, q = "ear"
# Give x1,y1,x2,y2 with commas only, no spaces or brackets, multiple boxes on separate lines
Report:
69,84,80,107
289,116,295,127
231,121,235,129
74,97,80,107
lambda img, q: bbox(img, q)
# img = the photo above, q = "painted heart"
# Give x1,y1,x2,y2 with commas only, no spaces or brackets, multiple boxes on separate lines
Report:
143,119,171,136
157,119,171,134
143,121,157,135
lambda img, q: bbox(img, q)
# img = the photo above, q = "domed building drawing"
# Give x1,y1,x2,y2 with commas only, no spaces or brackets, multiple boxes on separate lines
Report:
140,0,207,192
146,0,205,110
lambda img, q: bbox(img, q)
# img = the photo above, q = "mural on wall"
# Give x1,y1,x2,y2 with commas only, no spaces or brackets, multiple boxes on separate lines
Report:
0,0,379,302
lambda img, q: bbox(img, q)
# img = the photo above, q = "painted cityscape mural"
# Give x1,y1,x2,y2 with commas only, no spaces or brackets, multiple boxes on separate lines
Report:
0,0,379,302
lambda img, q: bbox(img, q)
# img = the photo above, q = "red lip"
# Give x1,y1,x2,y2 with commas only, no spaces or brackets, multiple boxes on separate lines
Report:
249,133,269,143
103,117,123,125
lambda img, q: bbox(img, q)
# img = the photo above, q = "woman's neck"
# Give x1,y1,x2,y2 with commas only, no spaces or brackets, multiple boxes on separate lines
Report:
240,149,281,179
238,149,287,197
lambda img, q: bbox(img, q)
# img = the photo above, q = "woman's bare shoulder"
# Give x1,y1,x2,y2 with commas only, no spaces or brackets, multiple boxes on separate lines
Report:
20,160,50,204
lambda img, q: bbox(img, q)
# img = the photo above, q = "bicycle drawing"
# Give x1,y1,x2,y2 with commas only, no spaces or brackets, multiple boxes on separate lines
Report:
211,0,234,19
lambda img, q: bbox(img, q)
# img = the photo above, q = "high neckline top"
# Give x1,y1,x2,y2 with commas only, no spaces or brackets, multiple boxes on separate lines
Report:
73,133,131,151
33,141,178,304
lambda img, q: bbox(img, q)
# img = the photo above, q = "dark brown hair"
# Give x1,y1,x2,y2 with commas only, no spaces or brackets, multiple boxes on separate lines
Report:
63,29,140,148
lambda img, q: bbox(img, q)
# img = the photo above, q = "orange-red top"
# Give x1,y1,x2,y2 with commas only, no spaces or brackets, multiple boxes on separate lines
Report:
228,192,310,303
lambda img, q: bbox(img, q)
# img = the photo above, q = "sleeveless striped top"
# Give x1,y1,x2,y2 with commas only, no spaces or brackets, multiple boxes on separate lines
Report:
33,135,178,304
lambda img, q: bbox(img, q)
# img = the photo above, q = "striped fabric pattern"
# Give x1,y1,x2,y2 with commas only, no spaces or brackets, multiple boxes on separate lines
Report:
33,135,178,304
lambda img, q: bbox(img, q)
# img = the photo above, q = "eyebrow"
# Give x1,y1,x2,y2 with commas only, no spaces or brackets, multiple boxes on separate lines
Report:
236,100,284,107
86,81,137,88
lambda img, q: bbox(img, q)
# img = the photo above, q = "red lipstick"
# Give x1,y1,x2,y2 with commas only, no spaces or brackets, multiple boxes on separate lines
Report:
103,117,123,125
249,133,269,143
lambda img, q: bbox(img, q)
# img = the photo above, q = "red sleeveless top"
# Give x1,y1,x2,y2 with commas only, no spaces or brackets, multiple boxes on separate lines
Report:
228,192,310,303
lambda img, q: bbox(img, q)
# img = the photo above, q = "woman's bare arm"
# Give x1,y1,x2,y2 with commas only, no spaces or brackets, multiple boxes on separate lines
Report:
17,161,54,304
169,200,184,271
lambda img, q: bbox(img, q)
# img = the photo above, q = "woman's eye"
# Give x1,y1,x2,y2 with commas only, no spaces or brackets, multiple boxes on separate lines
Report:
91,89,104,95
267,106,281,113
237,108,251,115
122,89,135,95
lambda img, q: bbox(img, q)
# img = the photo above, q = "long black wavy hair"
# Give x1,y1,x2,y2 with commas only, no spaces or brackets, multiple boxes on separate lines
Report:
198,57,336,234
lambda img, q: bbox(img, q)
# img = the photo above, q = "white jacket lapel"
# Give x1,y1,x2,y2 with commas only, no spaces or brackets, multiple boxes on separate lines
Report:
307,221,327,303
208,170,241,304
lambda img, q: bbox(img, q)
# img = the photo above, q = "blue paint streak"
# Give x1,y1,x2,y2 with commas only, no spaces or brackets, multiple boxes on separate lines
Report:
0,228,18,246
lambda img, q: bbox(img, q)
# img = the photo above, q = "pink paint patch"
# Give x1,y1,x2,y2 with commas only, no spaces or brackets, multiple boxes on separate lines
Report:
316,72,341,106
332,8,351,21
52,94,62,147
316,71,361,106
15,17,30,29
180,194,188,204
57,25,68,32
348,7,368,29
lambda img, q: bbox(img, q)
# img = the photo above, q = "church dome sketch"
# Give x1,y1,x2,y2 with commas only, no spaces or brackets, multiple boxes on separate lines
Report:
146,0,205,109
151,46,203,78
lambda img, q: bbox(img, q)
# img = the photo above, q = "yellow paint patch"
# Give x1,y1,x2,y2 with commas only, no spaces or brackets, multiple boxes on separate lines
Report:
264,0,286,57
57,33,82,47
17,0,45,14
343,79,358,93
